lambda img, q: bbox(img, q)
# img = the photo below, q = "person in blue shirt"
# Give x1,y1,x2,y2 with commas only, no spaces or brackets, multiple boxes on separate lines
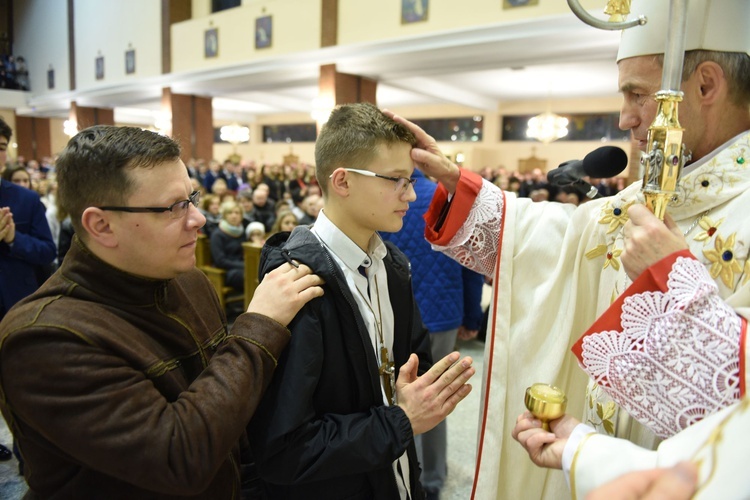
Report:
0,117,56,463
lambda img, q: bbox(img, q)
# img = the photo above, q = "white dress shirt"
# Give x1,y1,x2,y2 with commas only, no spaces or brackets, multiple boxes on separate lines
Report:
311,209,412,499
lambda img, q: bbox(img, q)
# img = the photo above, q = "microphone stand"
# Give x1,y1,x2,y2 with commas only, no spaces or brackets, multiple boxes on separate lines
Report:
566,0,691,220
572,180,601,200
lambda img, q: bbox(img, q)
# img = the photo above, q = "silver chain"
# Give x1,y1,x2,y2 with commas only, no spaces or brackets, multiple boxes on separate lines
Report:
683,210,711,237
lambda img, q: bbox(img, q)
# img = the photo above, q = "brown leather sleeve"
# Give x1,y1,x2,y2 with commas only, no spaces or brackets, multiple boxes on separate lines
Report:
0,312,289,495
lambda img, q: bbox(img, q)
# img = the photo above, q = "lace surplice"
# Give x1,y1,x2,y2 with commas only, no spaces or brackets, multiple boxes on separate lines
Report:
429,179,503,278
579,256,742,438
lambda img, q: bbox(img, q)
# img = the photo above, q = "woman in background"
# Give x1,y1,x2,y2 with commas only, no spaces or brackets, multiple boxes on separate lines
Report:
199,194,222,237
2,165,31,190
268,210,298,238
209,201,246,291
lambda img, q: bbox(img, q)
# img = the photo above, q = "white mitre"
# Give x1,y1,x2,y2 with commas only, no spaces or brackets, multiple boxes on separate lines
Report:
617,0,750,61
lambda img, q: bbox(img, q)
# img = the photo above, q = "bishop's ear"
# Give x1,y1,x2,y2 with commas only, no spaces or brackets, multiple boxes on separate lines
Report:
694,60,725,103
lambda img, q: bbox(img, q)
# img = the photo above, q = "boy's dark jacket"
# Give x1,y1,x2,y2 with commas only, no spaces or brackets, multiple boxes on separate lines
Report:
248,226,432,499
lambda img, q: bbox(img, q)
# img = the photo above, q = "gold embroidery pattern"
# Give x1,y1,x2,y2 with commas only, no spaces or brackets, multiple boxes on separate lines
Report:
585,243,623,271
693,216,724,243
743,259,750,286
691,398,749,497
673,137,749,210
585,388,616,435
598,201,633,234
703,232,742,288
603,248,622,271
585,244,607,260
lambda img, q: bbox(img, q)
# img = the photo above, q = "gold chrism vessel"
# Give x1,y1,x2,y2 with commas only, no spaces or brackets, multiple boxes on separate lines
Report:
524,383,567,431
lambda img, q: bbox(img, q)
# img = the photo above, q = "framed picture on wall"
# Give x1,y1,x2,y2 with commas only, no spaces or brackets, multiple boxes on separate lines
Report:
255,15,272,49
401,0,428,24
95,56,105,80
503,0,539,8
205,27,219,58
47,68,55,89
125,49,136,75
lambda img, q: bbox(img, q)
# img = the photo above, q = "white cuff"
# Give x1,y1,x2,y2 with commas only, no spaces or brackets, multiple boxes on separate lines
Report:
562,423,596,487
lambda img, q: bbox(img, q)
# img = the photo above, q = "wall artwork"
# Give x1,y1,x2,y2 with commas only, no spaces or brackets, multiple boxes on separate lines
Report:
95,56,104,80
503,0,539,8
125,49,136,75
205,27,219,58
402,0,428,23
255,15,273,49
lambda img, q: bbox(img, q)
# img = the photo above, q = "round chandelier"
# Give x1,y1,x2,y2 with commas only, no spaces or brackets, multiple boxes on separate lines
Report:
526,112,569,143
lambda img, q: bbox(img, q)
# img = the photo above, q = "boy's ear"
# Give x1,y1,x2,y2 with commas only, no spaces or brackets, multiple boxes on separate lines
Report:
328,168,351,198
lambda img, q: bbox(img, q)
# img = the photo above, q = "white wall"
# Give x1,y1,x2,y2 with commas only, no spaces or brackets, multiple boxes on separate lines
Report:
13,0,69,95
73,0,162,91
172,0,321,72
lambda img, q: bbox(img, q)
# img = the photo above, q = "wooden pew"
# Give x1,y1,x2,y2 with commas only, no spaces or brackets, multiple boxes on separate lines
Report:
195,234,243,311
242,243,262,310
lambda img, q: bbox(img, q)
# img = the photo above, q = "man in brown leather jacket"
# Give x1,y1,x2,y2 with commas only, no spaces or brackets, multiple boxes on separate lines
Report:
0,125,324,498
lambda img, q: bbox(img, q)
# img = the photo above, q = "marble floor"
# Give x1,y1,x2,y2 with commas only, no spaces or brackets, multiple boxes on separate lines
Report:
0,338,485,499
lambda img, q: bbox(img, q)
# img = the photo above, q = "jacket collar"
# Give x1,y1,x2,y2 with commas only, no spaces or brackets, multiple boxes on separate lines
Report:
61,236,172,307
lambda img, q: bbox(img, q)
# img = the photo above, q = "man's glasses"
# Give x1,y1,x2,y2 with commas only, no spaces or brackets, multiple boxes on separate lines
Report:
98,190,201,220
340,168,417,193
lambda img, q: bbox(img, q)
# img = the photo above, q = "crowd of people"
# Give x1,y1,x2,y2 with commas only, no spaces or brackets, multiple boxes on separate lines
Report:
0,146,328,292
0,55,30,91
476,165,628,205
5,146,630,286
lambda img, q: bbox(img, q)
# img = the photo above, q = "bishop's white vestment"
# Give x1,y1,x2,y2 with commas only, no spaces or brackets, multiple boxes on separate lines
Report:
423,131,750,499
567,396,750,499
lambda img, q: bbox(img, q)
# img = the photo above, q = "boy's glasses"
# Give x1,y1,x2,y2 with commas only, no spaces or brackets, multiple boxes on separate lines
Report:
340,168,417,193
98,190,201,220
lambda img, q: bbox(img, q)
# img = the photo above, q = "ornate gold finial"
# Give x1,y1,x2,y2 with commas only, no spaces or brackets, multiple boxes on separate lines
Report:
604,0,631,22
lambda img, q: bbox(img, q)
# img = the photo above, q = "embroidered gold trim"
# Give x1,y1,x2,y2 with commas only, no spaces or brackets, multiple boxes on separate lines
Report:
691,398,749,497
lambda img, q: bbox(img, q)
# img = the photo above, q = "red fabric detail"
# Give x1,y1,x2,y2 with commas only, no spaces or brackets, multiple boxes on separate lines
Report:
740,317,748,397
470,189,506,500
424,169,483,246
571,249,696,362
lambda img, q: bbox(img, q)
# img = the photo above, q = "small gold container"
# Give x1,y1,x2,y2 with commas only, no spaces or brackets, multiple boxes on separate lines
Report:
524,383,567,431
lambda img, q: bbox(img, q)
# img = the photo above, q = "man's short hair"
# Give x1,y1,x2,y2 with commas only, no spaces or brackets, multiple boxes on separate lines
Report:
314,102,417,197
643,50,750,109
680,51,750,108
56,126,181,236
0,117,12,141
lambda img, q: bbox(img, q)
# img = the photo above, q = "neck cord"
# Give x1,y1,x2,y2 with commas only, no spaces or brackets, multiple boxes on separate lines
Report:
683,209,711,237
312,234,397,404
355,273,396,405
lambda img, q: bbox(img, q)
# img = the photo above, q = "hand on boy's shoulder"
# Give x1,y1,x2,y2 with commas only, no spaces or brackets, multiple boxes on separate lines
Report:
248,262,324,326
395,351,475,435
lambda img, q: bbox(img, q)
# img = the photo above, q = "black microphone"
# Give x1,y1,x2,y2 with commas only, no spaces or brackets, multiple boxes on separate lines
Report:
547,146,628,186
